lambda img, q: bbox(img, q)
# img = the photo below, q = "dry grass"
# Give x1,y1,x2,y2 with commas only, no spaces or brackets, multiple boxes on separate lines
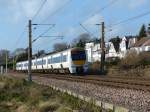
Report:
0,76,103,112
119,51,150,69
106,51,150,77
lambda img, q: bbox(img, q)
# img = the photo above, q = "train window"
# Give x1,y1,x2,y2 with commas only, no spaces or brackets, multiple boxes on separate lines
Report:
24,63,29,67
43,60,46,65
62,55,67,62
37,60,41,65
71,51,86,61
17,64,22,67
52,56,61,63
48,58,51,64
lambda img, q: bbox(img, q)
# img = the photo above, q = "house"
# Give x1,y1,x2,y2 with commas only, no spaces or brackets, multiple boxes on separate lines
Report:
105,42,120,59
85,41,118,62
130,37,150,53
85,42,101,62
85,42,95,62
119,36,137,57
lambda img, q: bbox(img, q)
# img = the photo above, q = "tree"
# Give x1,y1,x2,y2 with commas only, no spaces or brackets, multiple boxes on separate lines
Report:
53,42,68,51
109,36,121,52
138,24,147,40
0,49,10,65
15,48,28,62
12,48,26,56
72,33,91,48
35,50,46,57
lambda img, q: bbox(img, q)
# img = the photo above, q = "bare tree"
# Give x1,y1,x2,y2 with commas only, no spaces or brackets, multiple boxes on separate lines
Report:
53,42,68,51
72,33,91,47
12,48,26,56
0,49,10,65
35,50,46,57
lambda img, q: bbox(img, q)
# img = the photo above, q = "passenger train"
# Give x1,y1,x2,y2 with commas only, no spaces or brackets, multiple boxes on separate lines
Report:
16,47,86,74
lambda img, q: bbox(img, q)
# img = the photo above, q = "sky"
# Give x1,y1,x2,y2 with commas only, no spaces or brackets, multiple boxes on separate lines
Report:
0,0,150,53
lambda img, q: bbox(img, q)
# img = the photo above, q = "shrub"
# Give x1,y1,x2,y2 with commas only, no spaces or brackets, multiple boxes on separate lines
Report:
119,51,150,69
138,52,150,65
88,61,100,73
39,101,60,112
105,57,121,67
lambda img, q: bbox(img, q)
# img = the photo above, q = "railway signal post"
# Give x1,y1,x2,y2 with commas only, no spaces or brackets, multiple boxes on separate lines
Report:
28,20,32,82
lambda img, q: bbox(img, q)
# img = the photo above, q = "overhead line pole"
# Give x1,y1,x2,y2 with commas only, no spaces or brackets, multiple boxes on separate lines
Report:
28,20,32,82
5,52,8,74
101,22,105,74
96,22,105,74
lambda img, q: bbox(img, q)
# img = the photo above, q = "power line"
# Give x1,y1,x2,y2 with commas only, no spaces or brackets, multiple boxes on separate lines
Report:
39,37,64,51
13,25,27,50
41,0,73,23
79,23,96,37
109,10,150,28
32,0,47,21
32,25,55,43
14,0,47,49
76,0,119,39
81,0,119,24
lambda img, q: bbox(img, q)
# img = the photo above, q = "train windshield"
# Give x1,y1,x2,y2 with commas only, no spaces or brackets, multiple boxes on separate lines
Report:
71,50,86,61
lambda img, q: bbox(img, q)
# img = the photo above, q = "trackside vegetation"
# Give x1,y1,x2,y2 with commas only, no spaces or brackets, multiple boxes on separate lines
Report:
0,76,112,112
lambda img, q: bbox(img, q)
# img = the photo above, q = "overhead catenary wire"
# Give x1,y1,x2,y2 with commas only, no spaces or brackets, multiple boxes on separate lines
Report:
41,0,73,23
77,0,120,38
79,23,96,37
31,0,73,45
13,0,48,50
13,25,27,50
38,37,64,51
32,0,48,21
32,25,55,43
81,0,120,24
108,10,150,28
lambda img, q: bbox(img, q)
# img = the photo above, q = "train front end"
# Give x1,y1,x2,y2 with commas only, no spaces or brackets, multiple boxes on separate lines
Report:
70,48,86,74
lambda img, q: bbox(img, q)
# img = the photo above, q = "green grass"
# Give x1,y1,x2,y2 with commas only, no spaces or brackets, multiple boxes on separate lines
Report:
0,76,106,112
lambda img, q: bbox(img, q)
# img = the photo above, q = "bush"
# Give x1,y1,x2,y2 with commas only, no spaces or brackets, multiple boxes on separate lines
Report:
87,61,101,73
138,52,150,65
105,57,121,67
119,51,150,69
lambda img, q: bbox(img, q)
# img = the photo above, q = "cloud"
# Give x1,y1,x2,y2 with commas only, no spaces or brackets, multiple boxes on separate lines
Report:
20,0,70,20
0,0,70,23
116,0,148,10
128,0,147,9
83,14,103,25
20,0,41,18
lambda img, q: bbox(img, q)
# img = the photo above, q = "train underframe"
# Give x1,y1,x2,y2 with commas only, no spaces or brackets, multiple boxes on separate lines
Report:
16,67,84,74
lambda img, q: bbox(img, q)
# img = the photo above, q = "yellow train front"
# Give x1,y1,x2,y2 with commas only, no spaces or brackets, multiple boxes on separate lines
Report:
69,48,86,74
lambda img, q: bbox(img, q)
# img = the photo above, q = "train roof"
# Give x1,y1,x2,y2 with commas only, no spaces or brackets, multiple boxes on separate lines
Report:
17,47,85,63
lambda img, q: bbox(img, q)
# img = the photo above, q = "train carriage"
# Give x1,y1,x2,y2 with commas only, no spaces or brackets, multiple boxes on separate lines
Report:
16,47,86,74
32,59,36,71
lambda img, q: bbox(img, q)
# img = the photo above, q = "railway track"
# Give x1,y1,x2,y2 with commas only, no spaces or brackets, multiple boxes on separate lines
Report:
30,73,150,92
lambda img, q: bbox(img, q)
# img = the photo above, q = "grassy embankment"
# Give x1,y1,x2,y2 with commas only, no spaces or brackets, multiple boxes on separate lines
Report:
0,76,109,112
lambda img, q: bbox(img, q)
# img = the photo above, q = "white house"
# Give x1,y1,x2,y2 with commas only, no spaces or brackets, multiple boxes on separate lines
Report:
85,42,101,62
85,42,95,62
85,41,118,62
105,42,120,58
130,37,150,53
119,36,137,58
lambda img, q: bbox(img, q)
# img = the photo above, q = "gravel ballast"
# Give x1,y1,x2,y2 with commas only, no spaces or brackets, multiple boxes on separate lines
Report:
6,73,150,112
